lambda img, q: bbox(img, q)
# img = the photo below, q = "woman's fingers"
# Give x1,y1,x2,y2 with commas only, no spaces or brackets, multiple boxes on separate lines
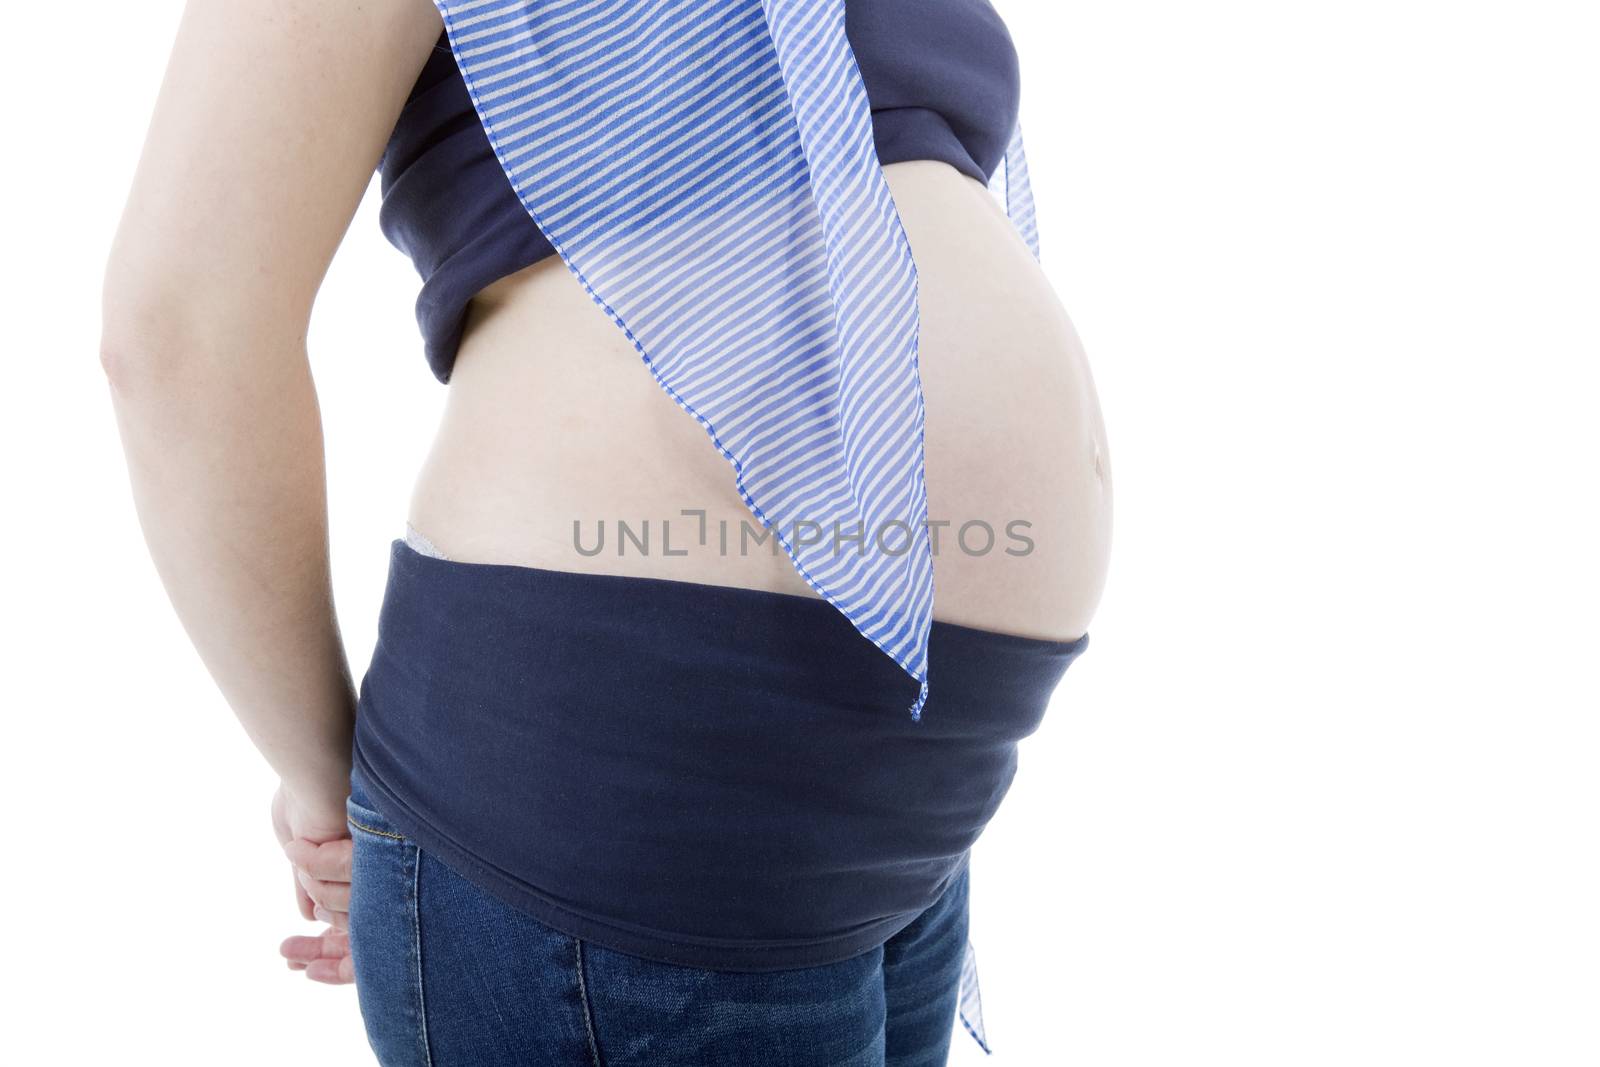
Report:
295,869,351,911
280,928,355,984
304,953,356,984
286,836,353,920
281,928,348,963
283,836,352,882
294,868,316,921
279,832,357,981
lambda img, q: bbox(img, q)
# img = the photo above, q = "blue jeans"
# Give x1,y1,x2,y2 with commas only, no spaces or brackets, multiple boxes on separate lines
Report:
347,777,973,1067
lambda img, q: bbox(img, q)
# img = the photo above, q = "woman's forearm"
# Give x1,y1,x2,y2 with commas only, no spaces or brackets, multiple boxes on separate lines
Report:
101,312,354,823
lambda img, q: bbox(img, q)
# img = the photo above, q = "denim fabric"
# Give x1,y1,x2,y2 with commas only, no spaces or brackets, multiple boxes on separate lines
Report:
348,773,971,1067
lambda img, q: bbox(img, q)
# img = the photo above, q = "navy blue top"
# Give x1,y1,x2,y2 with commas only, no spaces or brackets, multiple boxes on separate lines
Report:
377,0,1022,381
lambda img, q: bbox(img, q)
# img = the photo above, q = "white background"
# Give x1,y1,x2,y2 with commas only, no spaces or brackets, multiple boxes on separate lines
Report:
3,2,1596,1063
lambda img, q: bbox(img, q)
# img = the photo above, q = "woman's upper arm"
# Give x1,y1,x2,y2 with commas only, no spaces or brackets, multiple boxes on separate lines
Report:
104,0,443,351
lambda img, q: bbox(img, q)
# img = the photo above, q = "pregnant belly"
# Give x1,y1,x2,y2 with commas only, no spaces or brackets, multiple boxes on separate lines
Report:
408,160,1111,642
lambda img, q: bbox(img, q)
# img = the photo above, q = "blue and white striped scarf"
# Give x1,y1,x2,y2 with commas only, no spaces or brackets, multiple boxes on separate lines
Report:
431,0,1038,1049
430,0,1037,723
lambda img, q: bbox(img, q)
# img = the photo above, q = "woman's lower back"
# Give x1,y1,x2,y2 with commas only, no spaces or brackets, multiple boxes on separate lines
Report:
408,159,1111,643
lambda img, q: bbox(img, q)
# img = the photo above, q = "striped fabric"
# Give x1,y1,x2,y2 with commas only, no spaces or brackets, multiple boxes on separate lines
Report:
958,938,993,1054
993,120,1041,260
429,0,1038,721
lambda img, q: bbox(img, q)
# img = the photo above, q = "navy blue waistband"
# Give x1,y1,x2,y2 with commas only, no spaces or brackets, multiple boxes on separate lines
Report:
352,539,1085,970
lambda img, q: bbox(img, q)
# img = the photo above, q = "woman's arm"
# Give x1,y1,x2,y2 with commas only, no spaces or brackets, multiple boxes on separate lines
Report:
100,0,443,831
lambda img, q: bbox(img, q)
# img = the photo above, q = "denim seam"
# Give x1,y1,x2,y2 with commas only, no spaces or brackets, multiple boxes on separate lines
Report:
410,848,434,1067
347,816,405,842
574,940,604,1067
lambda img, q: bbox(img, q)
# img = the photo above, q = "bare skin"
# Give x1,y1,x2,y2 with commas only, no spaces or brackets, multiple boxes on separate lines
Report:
103,0,1109,987
414,161,1111,642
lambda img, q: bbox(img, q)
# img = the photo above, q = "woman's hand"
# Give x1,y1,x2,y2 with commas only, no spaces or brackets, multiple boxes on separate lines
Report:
279,927,354,985
272,783,356,984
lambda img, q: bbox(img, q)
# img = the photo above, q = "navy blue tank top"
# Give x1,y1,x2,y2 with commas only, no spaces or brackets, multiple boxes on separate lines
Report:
377,0,1022,381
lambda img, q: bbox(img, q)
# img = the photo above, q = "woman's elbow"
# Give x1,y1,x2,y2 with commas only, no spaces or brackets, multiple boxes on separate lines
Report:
99,264,308,400
99,308,174,401
99,256,201,396
98,325,164,400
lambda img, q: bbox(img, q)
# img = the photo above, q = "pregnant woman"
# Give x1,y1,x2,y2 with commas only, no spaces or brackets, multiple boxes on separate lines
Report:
102,1,1110,1063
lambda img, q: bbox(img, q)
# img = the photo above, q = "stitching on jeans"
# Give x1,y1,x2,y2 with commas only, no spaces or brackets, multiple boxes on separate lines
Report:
411,849,434,1067
575,940,604,1067
348,816,405,841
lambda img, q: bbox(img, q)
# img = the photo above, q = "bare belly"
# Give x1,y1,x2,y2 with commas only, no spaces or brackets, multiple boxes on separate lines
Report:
408,160,1111,641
